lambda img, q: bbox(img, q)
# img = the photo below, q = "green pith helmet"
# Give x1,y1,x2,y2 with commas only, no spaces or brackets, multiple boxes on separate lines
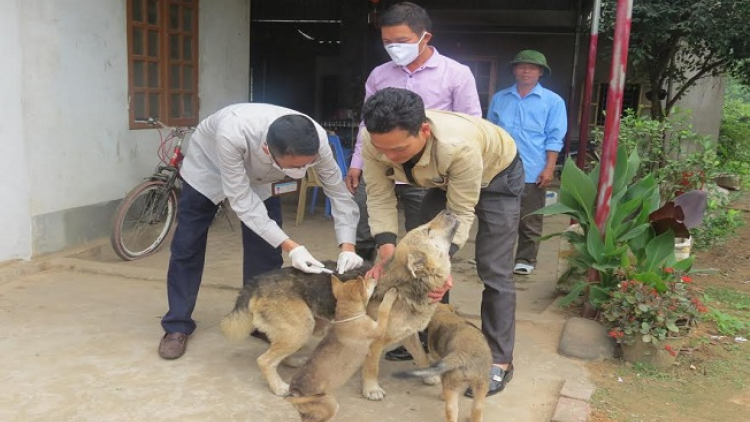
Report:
510,50,551,77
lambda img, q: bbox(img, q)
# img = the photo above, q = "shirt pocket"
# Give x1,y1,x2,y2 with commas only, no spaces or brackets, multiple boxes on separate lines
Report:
521,107,546,134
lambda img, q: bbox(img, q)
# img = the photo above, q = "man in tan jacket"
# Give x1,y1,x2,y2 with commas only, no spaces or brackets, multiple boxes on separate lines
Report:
361,87,523,397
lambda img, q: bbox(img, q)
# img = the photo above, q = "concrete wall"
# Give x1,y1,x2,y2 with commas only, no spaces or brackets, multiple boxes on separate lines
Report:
673,75,726,141
0,0,33,261
0,0,250,261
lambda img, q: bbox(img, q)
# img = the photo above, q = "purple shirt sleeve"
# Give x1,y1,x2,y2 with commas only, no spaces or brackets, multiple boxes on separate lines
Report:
450,66,482,117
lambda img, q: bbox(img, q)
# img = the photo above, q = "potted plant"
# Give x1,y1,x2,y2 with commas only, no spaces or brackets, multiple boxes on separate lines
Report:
600,264,708,369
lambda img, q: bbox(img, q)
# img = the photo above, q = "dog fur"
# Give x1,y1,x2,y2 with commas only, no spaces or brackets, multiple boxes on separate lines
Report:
394,304,493,422
285,276,398,422
221,210,459,399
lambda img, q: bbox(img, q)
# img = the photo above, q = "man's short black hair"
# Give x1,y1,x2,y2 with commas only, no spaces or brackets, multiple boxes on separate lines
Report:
266,114,319,156
362,87,426,136
378,2,432,35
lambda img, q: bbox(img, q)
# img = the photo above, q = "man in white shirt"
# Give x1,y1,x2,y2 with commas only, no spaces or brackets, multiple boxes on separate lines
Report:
158,103,362,360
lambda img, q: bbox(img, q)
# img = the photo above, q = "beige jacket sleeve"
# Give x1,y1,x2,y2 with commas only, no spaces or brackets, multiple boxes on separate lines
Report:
443,145,483,248
362,138,399,245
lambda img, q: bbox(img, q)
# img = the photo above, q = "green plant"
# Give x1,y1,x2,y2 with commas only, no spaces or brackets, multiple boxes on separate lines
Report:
536,145,666,308
593,110,722,200
718,95,750,181
601,266,708,345
704,309,749,336
691,186,745,250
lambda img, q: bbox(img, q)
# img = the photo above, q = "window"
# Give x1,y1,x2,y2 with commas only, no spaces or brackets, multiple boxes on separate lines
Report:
459,57,498,117
127,0,199,128
593,83,641,126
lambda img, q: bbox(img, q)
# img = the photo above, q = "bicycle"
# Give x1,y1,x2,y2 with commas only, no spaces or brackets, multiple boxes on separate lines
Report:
110,118,192,261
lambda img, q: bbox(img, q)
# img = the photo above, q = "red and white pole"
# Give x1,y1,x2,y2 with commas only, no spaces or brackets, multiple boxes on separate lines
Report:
594,0,633,234
577,0,601,169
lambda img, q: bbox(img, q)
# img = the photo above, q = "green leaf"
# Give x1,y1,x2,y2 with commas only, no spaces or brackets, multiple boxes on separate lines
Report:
586,223,606,262
530,202,580,217
557,281,588,307
638,303,649,312
672,256,695,272
642,334,653,343
667,322,680,332
559,159,597,226
589,285,612,307
642,231,677,273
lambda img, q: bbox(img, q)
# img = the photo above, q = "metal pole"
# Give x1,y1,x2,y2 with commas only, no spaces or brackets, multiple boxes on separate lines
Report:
577,0,601,169
564,0,584,166
594,0,633,234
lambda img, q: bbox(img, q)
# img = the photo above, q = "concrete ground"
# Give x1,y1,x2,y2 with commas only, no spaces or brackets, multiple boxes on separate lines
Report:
0,196,590,422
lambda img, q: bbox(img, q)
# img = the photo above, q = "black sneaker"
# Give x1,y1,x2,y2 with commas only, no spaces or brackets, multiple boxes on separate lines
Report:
384,340,429,361
465,364,514,397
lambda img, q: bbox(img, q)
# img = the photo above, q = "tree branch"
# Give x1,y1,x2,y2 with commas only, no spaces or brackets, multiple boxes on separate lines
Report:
665,59,729,112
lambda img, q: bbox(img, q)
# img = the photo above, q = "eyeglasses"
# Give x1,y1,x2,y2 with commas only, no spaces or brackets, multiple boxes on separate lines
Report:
266,145,317,170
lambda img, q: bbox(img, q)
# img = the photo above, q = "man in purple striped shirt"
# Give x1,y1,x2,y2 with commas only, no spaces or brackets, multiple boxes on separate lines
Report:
343,1,481,361
346,2,481,260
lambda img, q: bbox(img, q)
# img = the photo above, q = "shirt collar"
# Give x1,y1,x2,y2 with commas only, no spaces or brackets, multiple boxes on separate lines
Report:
507,82,545,99
414,120,437,167
397,46,442,74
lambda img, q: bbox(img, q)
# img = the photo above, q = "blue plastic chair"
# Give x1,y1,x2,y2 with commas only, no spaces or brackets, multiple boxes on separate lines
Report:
309,134,349,218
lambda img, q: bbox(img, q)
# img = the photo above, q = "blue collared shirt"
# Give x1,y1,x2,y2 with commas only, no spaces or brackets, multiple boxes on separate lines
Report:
487,83,567,183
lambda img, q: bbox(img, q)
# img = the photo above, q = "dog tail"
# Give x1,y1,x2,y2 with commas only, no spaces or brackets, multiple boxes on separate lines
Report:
220,288,255,341
392,354,461,379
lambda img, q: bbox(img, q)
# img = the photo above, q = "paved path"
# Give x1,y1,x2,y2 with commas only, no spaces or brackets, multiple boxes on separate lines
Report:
0,199,589,422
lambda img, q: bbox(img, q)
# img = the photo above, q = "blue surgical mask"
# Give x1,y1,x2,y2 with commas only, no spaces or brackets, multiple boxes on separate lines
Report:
385,32,428,66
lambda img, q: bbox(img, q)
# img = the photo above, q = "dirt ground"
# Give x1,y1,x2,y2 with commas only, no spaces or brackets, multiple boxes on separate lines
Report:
587,194,750,422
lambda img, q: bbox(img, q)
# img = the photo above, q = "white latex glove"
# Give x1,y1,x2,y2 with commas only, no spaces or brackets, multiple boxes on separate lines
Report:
337,251,364,274
288,245,326,274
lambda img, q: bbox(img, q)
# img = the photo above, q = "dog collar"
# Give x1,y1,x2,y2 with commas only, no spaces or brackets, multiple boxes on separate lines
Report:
330,313,367,324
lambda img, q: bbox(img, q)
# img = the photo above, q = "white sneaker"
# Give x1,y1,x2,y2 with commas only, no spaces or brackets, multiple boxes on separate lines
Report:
513,263,534,275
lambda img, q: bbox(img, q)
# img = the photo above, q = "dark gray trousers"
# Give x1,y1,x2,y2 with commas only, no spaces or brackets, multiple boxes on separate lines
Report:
515,183,546,266
420,158,524,364
354,180,427,249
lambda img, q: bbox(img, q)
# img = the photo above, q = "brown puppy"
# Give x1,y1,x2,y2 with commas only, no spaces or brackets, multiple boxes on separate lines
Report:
221,210,458,398
285,276,397,422
394,304,492,422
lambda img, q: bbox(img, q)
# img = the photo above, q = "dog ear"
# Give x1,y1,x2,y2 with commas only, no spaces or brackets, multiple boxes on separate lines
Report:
357,276,371,302
331,275,344,297
406,251,427,278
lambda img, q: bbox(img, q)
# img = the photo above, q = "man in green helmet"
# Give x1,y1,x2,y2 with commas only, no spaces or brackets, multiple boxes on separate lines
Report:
487,50,568,275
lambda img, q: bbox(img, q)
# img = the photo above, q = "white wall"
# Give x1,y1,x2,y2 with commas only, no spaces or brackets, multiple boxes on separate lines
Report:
198,0,252,116
0,0,32,261
0,0,250,260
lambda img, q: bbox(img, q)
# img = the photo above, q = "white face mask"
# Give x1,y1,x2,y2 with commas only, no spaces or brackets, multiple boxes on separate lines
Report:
268,152,311,179
277,166,309,179
385,32,428,66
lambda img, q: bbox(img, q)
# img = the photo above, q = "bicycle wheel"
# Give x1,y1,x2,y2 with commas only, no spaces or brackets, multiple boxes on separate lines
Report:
111,180,178,261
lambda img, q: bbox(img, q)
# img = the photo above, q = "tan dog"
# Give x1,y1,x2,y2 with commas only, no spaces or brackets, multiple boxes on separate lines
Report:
394,304,492,422
221,210,458,399
285,276,397,422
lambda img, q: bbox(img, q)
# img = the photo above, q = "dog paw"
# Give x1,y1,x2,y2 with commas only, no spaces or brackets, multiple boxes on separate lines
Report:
362,385,387,401
281,354,308,368
422,375,441,385
271,382,290,397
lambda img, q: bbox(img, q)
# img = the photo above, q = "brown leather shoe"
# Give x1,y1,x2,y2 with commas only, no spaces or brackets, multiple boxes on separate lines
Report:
158,332,188,360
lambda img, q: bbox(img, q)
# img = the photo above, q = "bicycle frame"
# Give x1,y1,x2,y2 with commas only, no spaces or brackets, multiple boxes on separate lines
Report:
137,119,194,222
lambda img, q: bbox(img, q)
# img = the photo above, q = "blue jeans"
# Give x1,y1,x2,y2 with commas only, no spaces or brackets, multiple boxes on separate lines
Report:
161,182,283,335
